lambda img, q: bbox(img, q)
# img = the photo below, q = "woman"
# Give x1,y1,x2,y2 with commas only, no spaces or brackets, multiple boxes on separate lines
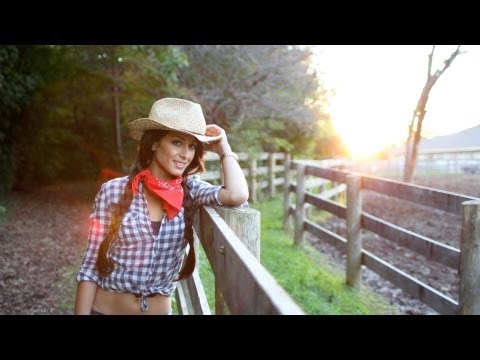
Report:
75,98,249,315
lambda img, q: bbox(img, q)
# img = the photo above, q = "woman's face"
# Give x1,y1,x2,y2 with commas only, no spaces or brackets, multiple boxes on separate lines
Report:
150,131,198,180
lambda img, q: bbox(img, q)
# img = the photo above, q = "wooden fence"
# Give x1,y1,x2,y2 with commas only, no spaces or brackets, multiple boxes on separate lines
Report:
348,146,480,176
175,204,304,315
174,152,304,314
284,159,480,314
200,152,288,202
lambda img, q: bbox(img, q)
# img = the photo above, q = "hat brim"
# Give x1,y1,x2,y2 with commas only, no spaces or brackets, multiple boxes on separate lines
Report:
129,118,224,143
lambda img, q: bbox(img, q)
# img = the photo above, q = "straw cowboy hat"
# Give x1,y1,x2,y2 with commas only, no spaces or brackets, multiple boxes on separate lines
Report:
128,98,223,143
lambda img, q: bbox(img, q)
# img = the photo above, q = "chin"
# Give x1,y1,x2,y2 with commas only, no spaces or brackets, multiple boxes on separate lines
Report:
170,169,184,177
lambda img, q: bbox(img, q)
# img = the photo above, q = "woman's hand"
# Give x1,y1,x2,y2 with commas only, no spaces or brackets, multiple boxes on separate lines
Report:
204,124,230,155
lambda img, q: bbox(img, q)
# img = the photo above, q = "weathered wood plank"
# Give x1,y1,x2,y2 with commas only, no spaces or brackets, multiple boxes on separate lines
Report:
304,165,348,183
304,193,346,219
346,175,362,288
248,157,257,203
214,206,260,259
199,206,304,315
319,184,346,199
255,166,268,176
269,153,276,197
258,180,269,189
274,177,285,186
214,206,261,315
362,175,479,215
184,266,212,315
459,200,480,314
294,164,306,246
283,153,292,232
362,212,460,269
362,249,458,315
304,220,347,252
304,219,458,314
200,170,221,181
175,280,192,315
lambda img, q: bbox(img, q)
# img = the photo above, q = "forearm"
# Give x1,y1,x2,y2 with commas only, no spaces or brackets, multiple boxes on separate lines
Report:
74,281,98,315
203,124,249,206
219,147,249,206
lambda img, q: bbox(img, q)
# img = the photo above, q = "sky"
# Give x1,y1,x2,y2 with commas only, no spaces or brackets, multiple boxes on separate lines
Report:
311,45,480,157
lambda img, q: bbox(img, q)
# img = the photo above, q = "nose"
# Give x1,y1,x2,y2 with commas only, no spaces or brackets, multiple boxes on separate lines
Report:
179,145,189,158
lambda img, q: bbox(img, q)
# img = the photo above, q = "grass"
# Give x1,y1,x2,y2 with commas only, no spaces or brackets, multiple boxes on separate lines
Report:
58,266,79,313
197,246,216,312
196,196,398,315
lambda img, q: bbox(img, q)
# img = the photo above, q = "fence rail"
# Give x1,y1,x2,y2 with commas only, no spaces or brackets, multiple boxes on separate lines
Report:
175,203,304,315
285,159,480,314
202,152,288,202
349,146,480,176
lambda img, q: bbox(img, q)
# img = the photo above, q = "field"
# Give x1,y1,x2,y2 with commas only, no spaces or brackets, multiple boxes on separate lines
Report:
310,174,480,314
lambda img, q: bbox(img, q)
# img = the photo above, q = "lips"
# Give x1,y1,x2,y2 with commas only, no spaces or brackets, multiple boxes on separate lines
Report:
173,161,186,169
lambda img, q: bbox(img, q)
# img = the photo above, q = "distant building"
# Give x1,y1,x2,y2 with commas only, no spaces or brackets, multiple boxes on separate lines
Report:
419,124,480,151
373,125,480,176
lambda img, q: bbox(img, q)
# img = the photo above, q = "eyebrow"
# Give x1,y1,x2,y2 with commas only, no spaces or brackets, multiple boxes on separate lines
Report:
172,135,198,145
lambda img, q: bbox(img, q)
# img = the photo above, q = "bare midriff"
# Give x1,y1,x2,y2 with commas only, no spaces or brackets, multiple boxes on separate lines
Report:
93,287,171,315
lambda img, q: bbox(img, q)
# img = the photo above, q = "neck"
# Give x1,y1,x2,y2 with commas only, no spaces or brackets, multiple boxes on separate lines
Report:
147,167,178,182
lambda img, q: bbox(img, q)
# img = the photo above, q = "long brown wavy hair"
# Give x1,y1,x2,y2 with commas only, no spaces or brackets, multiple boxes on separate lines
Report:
96,129,205,280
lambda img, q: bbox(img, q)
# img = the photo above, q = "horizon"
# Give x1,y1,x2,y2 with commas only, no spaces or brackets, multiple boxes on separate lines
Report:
312,45,480,157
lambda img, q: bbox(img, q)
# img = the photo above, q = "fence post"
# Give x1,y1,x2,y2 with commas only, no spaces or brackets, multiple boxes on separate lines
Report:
294,163,305,246
268,153,276,197
283,153,292,231
212,206,261,315
458,200,480,314
346,174,362,288
248,155,257,203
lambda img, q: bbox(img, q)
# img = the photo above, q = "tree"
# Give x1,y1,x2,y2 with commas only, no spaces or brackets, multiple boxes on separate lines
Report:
178,45,330,156
403,45,463,183
0,45,78,193
1,45,188,192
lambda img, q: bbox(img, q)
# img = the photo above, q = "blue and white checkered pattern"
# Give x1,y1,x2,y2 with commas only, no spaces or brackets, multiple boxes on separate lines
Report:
76,175,223,297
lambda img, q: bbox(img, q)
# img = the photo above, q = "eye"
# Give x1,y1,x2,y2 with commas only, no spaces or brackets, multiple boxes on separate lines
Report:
172,140,182,146
189,143,198,150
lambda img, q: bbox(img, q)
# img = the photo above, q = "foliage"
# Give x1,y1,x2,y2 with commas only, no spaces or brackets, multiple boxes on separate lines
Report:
1,45,188,191
178,45,337,157
1,44,345,193
0,45,75,193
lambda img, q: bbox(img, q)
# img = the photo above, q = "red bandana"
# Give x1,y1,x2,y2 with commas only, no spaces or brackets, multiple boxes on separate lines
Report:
131,169,184,220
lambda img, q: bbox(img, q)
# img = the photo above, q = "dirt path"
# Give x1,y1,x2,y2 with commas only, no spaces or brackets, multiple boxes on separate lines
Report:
0,182,97,314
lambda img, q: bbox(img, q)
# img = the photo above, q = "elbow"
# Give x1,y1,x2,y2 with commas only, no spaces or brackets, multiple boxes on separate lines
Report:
230,191,249,206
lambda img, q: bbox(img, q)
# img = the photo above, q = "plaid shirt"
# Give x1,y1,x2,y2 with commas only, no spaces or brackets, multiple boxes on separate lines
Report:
76,175,224,301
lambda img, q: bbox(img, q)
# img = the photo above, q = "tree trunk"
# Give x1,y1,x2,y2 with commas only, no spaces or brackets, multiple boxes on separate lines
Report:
112,59,125,171
403,91,430,182
403,46,462,183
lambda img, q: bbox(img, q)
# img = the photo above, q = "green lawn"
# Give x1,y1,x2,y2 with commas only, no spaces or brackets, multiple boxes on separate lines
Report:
197,196,398,315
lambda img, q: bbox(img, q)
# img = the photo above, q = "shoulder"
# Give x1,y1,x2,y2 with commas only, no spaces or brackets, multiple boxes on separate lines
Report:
99,175,129,201
186,174,214,189
186,174,201,185
102,175,129,190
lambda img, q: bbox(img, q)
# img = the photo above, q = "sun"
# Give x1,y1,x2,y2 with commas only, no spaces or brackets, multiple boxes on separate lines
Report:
327,87,405,159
